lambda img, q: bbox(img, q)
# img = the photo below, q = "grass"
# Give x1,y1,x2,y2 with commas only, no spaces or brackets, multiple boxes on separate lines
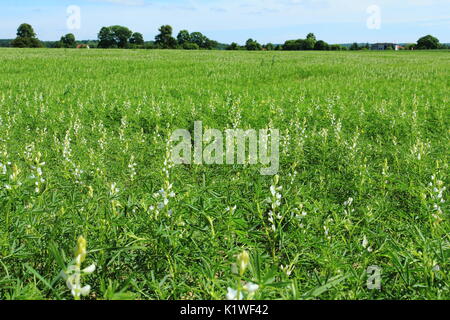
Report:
0,48,448,300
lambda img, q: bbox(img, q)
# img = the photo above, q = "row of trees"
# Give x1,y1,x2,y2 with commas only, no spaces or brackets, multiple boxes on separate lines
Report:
95,25,218,49
98,26,144,48
9,23,448,51
281,33,349,51
155,25,218,49
346,35,445,50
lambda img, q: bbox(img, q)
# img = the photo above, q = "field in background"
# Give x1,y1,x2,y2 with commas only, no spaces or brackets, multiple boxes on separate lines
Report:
0,48,448,300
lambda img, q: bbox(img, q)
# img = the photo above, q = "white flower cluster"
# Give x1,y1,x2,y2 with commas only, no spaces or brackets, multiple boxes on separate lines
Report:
323,218,333,240
61,130,85,185
0,160,11,191
0,161,6,175
225,205,237,215
343,197,355,215
150,142,176,217
227,251,259,300
128,155,137,181
109,182,122,215
362,235,373,253
229,98,242,129
267,175,283,232
109,182,120,196
119,116,128,144
63,236,96,300
226,282,259,300
292,205,307,228
62,130,72,163
73,165,84,185
428,175,446,223
280,264,295,277
97,121,107,151
26,147,46,194
1,161,21,191
382,158,389,185
410,138,430,161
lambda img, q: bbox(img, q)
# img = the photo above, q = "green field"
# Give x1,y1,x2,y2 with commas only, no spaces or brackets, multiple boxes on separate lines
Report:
0,48,448,300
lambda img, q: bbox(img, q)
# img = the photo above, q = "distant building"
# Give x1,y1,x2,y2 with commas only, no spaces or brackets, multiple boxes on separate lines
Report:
370,43,402,51
76,44,90,49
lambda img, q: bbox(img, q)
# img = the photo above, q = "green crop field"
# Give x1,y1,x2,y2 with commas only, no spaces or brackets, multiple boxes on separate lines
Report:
0,48,448,300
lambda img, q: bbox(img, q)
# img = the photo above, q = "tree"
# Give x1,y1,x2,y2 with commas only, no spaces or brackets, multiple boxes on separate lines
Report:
303,38,315,50
283,39,301,51
155,25,177,49
416,35,440,50
305,33,317,49
98,27,116,48
227,42,239,50
11,23,42,48
314,40,329,51
245,38,262,51
205,39,218,50
60,33,76,48
130,32,144,46
330,44,343,51
98,26,133,48
17,23,35,38
282,34,317,51
177,30,191,45
182,42,199,50
350,42,360,51
111,26,133,48
306,33,316,42
264,43,275,51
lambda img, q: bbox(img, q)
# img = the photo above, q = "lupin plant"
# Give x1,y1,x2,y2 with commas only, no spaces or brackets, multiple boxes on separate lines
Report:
427,173,446,226
267,175,283,233
226,250,259,300
150,139,176,218
63,236,96,300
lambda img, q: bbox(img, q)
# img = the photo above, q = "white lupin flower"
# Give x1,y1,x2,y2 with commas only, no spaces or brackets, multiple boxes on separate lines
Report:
63,236,95,300
428,174,446,223
110,182,119,196
344,197,353,207
267,175,284,232
225,205,237,214
237,250,250,275
270,185,276,196
151,141,176,218
82,264,96,274
243,282,259,293
0,163,6,175
79,285,91,296
362,235,369,248
226,287,243,300
362,235,373,252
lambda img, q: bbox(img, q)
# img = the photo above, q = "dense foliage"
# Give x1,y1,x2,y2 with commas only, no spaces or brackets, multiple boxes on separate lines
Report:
0,49,448,300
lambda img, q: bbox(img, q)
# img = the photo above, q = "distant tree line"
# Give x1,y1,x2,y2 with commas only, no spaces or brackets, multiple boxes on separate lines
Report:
6,23,449,51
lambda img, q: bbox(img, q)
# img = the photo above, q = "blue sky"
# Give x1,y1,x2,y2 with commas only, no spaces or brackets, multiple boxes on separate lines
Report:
1,0,449,44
